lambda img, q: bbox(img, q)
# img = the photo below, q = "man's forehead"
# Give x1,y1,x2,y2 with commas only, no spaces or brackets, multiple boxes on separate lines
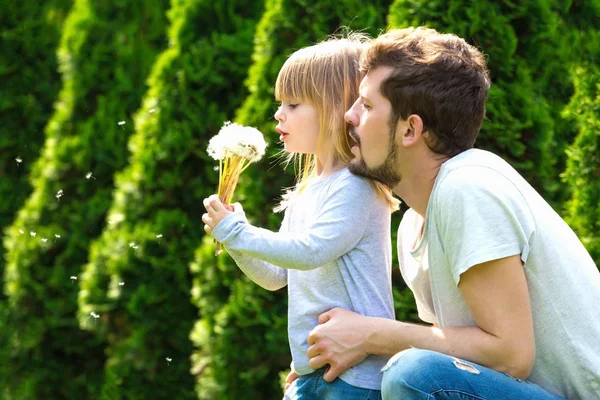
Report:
360,66,394,94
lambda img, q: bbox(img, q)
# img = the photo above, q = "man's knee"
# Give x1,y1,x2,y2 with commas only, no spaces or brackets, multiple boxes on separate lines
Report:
381,348,450,398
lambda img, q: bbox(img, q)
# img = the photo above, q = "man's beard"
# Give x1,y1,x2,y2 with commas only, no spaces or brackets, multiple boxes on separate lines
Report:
348,126,401,188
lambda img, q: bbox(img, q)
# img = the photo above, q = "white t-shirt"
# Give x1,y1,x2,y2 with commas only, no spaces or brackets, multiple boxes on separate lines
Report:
398,149,600,399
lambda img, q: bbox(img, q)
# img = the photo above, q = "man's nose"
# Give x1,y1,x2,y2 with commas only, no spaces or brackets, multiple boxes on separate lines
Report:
344,103,358,126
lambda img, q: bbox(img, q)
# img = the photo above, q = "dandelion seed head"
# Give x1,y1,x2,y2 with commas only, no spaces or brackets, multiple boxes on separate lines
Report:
207,121,267,162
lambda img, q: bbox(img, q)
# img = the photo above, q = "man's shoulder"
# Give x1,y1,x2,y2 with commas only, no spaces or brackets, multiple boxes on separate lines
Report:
436,149,519,191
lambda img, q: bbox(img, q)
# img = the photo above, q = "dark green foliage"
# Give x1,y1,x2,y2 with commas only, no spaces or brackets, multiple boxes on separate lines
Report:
1,0,169,398
189,1,393,398
0,0,72,295
387,0,573,202
562,19,600,266
562,64,600,265
77,0,263,398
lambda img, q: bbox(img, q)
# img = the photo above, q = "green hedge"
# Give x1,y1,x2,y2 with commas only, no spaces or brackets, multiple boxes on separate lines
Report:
189,1,393,398
77,0,264,398
0,0,72,295
1,0,169,398
387,0,573,201
562,19,600,266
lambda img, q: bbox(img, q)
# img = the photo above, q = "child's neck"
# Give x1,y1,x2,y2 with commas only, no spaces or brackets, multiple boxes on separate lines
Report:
316,158,345,178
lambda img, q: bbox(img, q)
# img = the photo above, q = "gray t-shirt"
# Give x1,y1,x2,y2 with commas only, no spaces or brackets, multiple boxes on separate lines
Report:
398,149,600,399
213,168,395,390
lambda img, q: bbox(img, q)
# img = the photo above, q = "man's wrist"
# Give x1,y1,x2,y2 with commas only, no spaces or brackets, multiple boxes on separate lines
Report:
365,317,407,356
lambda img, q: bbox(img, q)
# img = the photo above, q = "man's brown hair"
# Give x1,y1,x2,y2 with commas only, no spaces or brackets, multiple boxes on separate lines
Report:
361,27,491,157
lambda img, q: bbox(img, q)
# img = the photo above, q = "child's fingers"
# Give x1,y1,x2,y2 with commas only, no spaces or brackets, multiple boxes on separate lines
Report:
201,213,213,228
202,198,213,212
208,194,225,212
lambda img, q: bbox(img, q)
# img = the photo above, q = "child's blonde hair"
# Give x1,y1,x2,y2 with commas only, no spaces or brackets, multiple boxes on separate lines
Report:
274,33,400,212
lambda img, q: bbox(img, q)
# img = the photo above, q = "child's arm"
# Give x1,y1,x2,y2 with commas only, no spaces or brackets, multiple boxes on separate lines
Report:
203,176,376,270
203,200,289,290
226,249,287,291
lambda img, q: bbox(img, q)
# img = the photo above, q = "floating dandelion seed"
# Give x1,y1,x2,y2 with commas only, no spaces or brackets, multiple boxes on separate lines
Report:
30,231,37,237
56,189,64,200
108,220,114,225
119,282,124,286
129,241,135,248
166,357,172,365
86,311,100,325
41,238,48,242
70,276,78,283
118,121,126,126
86,172,96,180
15,157,22,164
156,234,163,243
55,234,61,239
19,229,24,234
149,109,155,113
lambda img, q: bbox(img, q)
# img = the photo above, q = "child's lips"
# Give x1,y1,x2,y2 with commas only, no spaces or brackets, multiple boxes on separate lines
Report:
276,127,288,141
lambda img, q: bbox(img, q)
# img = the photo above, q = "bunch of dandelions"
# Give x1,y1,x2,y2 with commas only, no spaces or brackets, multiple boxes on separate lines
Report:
207,121,267,255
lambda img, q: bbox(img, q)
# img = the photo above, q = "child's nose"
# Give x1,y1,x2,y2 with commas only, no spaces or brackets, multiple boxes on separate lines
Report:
274,107,284,122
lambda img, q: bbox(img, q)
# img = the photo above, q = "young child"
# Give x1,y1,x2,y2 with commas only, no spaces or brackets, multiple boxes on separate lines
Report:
202,35,399,399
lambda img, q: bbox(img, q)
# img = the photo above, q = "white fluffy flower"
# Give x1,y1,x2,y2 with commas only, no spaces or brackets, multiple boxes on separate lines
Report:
207,121,267,162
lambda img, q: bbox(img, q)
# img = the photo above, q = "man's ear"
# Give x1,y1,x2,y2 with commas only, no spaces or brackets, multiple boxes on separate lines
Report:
401,114,424,147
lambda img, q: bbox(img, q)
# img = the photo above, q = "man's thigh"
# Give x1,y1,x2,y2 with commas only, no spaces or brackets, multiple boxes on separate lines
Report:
381,348,565,400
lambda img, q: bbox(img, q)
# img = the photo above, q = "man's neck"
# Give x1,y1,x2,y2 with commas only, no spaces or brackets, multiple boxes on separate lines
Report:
393,154,447,218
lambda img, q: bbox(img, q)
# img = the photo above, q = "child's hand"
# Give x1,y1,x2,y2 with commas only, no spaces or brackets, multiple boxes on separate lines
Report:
202,194,236,234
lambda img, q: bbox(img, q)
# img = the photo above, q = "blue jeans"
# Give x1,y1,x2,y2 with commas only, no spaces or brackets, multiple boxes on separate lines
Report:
285,367,382,400
381,349,565,400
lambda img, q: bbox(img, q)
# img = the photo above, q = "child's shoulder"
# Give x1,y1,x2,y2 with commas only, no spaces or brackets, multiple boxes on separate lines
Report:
328,168,377,195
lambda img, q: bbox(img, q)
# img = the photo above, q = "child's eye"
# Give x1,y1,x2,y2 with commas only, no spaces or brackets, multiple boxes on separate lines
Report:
288,104,298,109
361,103,371,110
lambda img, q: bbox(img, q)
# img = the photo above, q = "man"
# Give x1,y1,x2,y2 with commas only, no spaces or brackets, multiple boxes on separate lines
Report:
303,27,600,399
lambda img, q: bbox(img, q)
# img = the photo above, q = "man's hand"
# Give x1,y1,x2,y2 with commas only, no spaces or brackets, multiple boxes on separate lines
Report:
306,308,372,382
202,194,236,234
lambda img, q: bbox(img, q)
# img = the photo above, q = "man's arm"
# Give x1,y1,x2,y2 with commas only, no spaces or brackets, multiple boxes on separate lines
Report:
307,255,535,382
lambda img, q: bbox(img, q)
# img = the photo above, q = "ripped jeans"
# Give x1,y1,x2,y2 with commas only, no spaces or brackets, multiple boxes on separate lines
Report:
381,349,565,400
